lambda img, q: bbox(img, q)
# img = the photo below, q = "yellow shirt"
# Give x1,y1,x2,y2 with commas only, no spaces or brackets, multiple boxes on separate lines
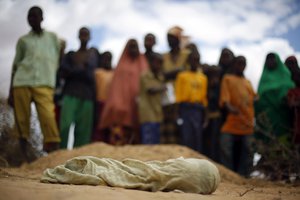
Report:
219,74,256,135
95,69,114,102
175,71,208,106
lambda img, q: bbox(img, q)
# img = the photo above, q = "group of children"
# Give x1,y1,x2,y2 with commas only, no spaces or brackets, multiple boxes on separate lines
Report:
9,6,300,178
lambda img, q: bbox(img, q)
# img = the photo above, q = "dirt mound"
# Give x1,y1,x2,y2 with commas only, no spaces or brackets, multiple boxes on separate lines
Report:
1,143,300,200
10,142,244,184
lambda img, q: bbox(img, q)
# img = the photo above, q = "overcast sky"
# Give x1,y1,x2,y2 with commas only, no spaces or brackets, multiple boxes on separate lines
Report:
0,0,300,98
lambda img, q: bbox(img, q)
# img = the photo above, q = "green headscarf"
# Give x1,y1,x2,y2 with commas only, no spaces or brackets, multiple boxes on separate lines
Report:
258,53,295,97
255,53,295,141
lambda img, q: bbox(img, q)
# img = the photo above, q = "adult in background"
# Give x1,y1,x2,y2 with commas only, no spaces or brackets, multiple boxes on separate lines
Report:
59,27,98,149
8,6,62,158
100,39,148,145
161,26,190,144
285,56,300,144
255,53,295,143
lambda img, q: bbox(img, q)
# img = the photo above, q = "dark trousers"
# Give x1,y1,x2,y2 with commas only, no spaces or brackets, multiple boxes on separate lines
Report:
220,133,253,177
203,116,222,162
178,103,204,153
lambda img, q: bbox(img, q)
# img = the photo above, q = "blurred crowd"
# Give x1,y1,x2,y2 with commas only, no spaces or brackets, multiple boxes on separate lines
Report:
8,6,300,177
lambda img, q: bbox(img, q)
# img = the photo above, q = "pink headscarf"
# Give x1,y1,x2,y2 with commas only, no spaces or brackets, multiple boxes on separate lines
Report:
100,39,148,129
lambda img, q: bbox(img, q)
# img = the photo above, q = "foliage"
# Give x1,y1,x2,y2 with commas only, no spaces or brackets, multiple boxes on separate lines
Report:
254,112,300,182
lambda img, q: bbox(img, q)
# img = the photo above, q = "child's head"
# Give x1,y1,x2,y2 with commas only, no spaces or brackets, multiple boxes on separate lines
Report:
188,51,200,72
265,53,277,70
219,48,234,67
78,27,90,45
186,43,200,55
232,56,246,76
27,6,43,31
144,33,156,51
149,53,163,74
101,51,113,70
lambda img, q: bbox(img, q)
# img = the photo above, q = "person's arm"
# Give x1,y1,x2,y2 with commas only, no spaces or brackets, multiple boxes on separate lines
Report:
202,76,209,128
224,102,239,114
175,73,184,103
142,72,166,95
147,85,166,95
60,51,91,81
8,39,24,107
219,76,239,115
164,67,184,81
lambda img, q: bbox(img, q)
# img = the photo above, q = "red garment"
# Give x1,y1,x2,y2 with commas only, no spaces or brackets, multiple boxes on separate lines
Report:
287,88,300,144
100,40,148,129
91,101,108,142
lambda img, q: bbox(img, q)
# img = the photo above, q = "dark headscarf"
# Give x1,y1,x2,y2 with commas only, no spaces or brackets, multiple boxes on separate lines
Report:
285,56,300,87
218,48,234,76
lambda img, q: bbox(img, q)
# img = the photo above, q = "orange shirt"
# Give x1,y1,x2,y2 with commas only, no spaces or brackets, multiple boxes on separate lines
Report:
95,69,114,102
219,74,256,135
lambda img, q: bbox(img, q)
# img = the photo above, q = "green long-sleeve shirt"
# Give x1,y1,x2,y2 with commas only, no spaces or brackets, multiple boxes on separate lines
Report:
12,30,61,88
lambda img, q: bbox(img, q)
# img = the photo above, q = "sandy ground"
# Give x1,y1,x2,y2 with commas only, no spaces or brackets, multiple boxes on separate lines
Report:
0,142,299,200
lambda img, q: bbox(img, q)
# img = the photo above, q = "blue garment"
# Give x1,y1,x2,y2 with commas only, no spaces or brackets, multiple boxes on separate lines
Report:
140,123,160,144
203,117,222,162
178,103,204,153
220,133,253,177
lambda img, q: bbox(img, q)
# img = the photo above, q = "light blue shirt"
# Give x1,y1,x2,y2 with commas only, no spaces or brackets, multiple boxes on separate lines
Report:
12,30,61,88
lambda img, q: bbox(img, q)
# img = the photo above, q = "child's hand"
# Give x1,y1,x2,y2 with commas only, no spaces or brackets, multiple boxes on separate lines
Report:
225,102,239,114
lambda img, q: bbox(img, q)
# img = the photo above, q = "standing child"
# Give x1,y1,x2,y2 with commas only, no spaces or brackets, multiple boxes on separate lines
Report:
9,6,62,157
59,27,98,149
144,33,157,64
175,51,208,152
203,65,222,162
92,51,114,142
138,53,165,144
219,56,256,177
